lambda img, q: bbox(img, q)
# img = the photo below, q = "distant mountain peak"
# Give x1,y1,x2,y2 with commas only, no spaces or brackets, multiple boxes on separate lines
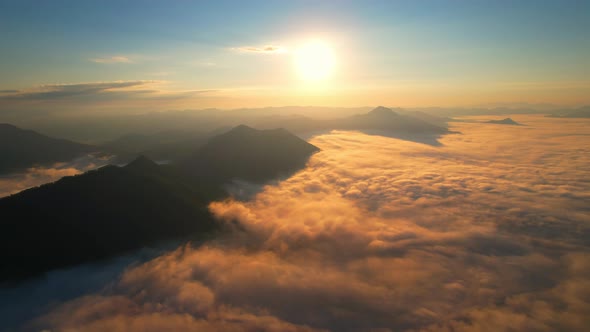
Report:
124,155,160,173
368,106,399,117
183,126,319,182
0,123,95,174
230,124,257,133
486,118,520,125
0,123,19,130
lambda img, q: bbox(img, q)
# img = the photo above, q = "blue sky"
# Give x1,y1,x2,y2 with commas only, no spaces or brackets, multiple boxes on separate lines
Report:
0,0,589,111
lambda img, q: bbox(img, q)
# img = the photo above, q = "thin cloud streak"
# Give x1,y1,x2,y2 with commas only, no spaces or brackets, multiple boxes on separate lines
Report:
233,45,287,54
0,81,220,110
0,81,157,100
90,56,132,64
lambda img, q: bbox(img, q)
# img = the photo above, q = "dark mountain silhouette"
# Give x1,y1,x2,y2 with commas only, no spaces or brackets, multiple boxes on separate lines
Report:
0,156,217,282
93,107,449,163
0,123,97,174
181,125,320,182
102,127,232,163
0,127,318,283
124,154,162,174
485,118,521,125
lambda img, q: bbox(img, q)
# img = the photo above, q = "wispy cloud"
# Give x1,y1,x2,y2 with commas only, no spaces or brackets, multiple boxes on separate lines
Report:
90,56,132,64
233,45,287,54
0,154,115,198
0,81,159,101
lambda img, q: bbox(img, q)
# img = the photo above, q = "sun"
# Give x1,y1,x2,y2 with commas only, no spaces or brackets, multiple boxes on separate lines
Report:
294,40,336,82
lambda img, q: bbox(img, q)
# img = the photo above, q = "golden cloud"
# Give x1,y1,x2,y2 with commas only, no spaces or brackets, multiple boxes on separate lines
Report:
23,115,590,331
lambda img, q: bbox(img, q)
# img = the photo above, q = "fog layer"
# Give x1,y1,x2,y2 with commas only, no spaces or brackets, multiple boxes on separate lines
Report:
0,154,115,198
26,115,590,331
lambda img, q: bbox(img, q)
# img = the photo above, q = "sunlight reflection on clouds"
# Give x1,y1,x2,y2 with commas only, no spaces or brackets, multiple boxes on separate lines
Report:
0,154,115,198
31,116,590,332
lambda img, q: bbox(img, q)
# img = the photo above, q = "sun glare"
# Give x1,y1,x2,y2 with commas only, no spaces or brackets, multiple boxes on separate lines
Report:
294,40,336,82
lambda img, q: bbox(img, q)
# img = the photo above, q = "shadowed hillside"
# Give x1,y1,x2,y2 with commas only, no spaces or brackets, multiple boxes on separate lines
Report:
0,124,97,174
0,126,319,283
0,156,216,282
181,125,320,182
88,107,449,165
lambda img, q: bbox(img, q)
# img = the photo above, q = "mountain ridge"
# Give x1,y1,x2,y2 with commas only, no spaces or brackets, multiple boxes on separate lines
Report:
181,125,320,182
0,126,319,283
0,123,98,174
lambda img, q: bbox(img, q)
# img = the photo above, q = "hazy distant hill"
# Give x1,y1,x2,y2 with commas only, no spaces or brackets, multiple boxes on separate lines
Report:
244,106,450,139
103,126,231,163
335,106,448,133
105,107,448,164
546,106,590,118
485,118,521,125
395,109,451,128
0,123,97,174
181,125,320,182
102,133,165,154
415,107,542,117
0,156,217,282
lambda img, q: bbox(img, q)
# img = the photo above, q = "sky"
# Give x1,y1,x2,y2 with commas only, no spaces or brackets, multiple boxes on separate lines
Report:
1,0,590,113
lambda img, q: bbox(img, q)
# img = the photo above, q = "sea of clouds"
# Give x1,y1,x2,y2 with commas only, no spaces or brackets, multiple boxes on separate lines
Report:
7,115,590,332
0,154,116,198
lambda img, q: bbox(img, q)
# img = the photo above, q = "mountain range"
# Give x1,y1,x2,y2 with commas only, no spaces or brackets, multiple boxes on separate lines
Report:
0,123,97,174
99,106,449,163
546,106,590,118
0,108,447,282
0,125,318,282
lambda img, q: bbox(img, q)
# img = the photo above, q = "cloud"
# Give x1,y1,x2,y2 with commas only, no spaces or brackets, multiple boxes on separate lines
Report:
0,154,115,197
10,115,590,331
0,81,219,107
0,81,222,117
234,45,287,54
0,81,157,101
90,56,132,64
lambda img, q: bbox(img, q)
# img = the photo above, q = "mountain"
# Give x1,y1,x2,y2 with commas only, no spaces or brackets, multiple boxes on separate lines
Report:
0,156,216,282
485,118,521,125
102,133,164,154
546,106,590,118
0,125,319,282
337,106,448,133
0,123,97,174
242,107,450,141
394,109,451,128
367,106,400,117
181,125,320,182
102,127,232,163
414,107,541,117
